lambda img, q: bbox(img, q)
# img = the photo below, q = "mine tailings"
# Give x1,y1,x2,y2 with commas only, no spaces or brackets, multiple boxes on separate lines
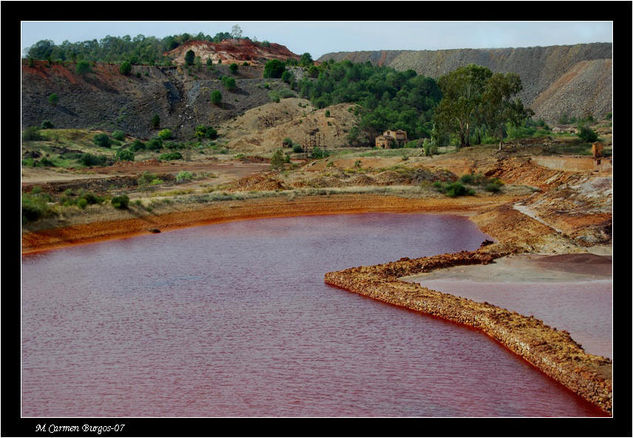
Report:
324,248,612,415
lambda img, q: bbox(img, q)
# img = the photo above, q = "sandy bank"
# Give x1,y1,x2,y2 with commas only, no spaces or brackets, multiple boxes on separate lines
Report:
22,193,514,255
324,249,612,414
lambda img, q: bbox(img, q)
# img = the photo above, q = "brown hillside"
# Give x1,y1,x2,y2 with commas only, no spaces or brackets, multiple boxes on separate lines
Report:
218,98,359,152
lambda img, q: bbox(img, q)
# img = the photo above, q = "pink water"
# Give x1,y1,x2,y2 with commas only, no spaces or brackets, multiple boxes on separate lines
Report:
419,279,612,359
21,213,606,417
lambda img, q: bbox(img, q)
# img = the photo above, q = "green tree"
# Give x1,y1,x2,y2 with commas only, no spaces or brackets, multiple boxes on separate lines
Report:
151,113,160,129
229,63,239,74
210,90,222,105
480,72,533,149
184,49,195,66
119,60,132,75
433,64,492,148
76,60,92,75
263,59,285,78
299,52,313,67
222,76,236,91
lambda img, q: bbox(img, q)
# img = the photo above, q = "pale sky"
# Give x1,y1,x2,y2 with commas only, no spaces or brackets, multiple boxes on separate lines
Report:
21,21,613,59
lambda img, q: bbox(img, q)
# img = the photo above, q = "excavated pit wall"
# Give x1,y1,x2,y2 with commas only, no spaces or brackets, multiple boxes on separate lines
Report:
324,248,612,414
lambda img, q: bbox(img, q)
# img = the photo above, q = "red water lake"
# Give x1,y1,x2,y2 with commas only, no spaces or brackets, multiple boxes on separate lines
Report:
21,213,606,417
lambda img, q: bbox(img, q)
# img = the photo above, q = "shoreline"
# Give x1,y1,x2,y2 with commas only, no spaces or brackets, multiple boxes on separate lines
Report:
22,193,513,255
324,249,612,414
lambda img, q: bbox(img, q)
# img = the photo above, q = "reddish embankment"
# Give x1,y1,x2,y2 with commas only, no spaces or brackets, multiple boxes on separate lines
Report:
324,249,612,414
22,194,514,255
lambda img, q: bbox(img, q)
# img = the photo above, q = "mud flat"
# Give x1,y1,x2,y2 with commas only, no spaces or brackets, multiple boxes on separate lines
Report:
324,249,612,414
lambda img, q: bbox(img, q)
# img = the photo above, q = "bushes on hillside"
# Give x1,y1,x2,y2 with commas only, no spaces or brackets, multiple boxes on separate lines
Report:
158,151,182,161
195,125,218,139
22,127,44,141
93,133,111,148
263,59,285,78
79,153,110,167
119,61,132,75
433,181,475,198
115,148,134,161
22,191,53,224
577,125,598,143
111,194,130,209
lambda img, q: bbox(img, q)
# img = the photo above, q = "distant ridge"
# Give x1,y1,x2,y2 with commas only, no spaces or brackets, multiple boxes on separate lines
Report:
319,43,613,122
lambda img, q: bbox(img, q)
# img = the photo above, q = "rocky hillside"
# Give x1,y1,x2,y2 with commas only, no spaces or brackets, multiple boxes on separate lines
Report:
319,43,612,122
22,60,295,140
164,39,300,66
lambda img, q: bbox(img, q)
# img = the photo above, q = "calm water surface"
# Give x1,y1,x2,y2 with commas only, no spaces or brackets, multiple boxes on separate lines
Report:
22,213,605,417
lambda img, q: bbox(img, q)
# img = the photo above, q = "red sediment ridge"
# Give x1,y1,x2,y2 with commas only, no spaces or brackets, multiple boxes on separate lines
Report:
164,39,300,66
324,248,612,414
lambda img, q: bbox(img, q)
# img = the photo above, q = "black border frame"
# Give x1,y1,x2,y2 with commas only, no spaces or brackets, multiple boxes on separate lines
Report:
3,2,631,436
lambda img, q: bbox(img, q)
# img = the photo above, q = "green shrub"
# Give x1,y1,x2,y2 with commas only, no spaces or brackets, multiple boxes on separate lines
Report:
433,181,475,197
129,139,146,151
311,146,329,159
93,133,112,148
292,144,304,153
210,90,222,105
605,112,612,120
40,120,54,129
119,61,132,75
268,91,280,103
151,113,160,129
79,153,109,167
111,194,130,209
577,125,598,143
270,149,285,170
22,127,43,141
158,151,183,161
221,76,236,91
485,181,503,193
48,93,59,106
282,137,294,148
137,171,157,186
229,63,238,74
263,59,285,78
76,60,91,75
176,171,193,183
115,148,134,161
38,157,55,167
77,197,88,209
112,130,126,141
158,129,173,140
146,138,163,151
195,125,218,139
22,192,53,224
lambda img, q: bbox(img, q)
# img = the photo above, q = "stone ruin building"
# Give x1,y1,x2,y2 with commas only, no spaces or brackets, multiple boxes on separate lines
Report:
375,129,408,148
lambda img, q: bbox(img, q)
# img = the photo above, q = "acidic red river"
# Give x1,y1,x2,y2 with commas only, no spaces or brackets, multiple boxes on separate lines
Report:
21,213,606,417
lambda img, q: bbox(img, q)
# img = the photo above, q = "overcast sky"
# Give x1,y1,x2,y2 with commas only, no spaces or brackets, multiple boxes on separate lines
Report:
21,21,613,59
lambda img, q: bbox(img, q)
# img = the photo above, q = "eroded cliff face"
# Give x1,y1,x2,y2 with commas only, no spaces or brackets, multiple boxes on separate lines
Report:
319,43,613,122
